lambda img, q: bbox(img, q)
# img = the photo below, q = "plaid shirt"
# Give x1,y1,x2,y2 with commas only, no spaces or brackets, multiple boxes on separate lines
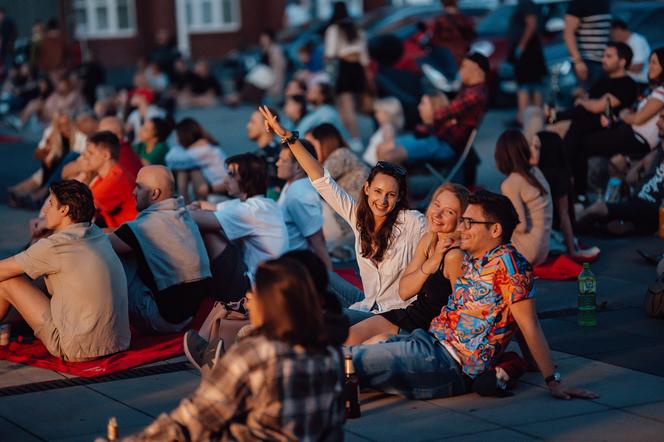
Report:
125,336,344,441
415,83,488,154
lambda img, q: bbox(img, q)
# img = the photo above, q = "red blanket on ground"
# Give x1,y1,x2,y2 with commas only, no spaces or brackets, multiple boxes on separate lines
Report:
533,255,583,280
0,270,364,378
0,298,214,378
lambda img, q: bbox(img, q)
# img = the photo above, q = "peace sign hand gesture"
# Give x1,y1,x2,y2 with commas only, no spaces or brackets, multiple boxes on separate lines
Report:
258,105,289,139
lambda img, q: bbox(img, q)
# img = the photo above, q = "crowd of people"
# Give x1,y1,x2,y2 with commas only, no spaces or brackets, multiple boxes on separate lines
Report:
2,0,664,438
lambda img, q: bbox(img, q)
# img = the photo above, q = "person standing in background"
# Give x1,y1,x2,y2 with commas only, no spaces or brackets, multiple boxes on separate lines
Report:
0,8,17,80
428,0,476,68
563,0,612,93
324,1,369,153
507,0,547,128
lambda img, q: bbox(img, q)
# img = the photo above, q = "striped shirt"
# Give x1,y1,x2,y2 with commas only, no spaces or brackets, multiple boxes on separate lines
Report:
125,336,345,441
567,0,611,63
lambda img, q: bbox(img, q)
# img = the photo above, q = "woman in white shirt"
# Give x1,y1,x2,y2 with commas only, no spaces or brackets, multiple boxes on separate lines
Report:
324,1,369,150
260,106,427,324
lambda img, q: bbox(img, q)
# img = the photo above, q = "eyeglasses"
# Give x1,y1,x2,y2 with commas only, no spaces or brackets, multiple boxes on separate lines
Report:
459,216,496,229
375,161,406,177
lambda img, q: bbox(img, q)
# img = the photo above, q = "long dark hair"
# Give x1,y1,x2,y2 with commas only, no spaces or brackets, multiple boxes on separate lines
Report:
495,130,547,196
328,2,358,42
650,47,664,85
253,257,329,349
310,122,348,163
175,117,219,147
356,164,409,263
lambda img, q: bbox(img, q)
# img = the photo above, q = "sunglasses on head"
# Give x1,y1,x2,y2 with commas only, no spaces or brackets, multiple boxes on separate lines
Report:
375,161,406,177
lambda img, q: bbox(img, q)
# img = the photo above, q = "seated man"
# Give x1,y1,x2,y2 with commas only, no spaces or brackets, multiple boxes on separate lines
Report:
276,139,331,269
190,153,288,281
377,52,489,164
349,191,597,401
80,131,139,228
61,116,143,183
108,165,213,334
577,112,664,234
296,81,350,141
0,180,130,361
246,107,284,194
556,42,639,197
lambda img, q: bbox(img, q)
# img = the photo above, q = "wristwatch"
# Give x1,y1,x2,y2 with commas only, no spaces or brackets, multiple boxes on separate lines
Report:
544,371,561,386
280,131,299,145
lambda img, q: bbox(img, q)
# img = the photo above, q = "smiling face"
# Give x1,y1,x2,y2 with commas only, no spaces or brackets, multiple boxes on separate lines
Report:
427,190,461,234
457,204,501,258
363,172,401,220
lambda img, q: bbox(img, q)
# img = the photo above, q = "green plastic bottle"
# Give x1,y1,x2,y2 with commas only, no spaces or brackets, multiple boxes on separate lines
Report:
577,263,597,326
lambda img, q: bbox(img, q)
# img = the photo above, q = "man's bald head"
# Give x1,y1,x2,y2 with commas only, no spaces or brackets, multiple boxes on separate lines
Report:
98,116,124,141
134,165,176,211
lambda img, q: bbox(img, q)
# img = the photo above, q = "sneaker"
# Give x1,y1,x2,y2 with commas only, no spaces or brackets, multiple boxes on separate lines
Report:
184,330,225,372
183,330,208,371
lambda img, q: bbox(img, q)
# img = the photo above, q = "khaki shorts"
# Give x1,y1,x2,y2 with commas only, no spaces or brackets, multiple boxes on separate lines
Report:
33,309,97,362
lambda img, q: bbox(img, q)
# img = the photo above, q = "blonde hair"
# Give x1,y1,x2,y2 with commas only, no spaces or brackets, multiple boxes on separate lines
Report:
425,182,471,221
374,97,405,131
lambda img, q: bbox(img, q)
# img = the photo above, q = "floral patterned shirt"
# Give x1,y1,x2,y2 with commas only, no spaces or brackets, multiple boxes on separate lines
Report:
429,243,534,378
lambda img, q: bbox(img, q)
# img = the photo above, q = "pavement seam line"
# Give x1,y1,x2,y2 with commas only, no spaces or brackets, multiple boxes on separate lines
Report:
0,413,48,441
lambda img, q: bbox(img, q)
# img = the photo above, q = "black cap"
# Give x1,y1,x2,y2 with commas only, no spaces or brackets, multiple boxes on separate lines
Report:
465,52,490,76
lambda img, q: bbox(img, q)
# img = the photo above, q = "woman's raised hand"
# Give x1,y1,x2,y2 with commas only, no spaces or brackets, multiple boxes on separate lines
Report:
259,106,288,138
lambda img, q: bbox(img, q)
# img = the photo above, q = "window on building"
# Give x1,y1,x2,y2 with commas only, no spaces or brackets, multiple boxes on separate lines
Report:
185,0,241,33
316,0,363,20
73,0,136,38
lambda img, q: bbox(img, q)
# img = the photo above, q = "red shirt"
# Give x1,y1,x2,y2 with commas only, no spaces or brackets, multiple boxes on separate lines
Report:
90,163,138,228
416,83,488,154
119,141,143,182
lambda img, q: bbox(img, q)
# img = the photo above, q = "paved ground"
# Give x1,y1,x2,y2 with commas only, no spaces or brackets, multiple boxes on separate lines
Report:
0,105,663,441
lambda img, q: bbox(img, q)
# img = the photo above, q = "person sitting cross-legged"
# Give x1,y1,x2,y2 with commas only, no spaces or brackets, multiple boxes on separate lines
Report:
348,190,599,401
0,180,130,361
107,165,213,334
124,257,345,441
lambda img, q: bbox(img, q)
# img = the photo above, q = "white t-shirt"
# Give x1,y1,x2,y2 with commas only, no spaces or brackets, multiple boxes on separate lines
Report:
165,143,228,187
278,178,324,251
214,196,288,276
312,171,427,312
632,86,664,149
627,32,650,84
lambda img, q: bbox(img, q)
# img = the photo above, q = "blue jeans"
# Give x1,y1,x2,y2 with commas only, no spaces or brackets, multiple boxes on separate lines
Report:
328,270,364,308
397,134,455,162
348,329,467,399
343,308,374,326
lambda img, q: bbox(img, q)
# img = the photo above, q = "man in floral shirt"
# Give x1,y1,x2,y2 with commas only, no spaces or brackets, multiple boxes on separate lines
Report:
349,191,598,401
